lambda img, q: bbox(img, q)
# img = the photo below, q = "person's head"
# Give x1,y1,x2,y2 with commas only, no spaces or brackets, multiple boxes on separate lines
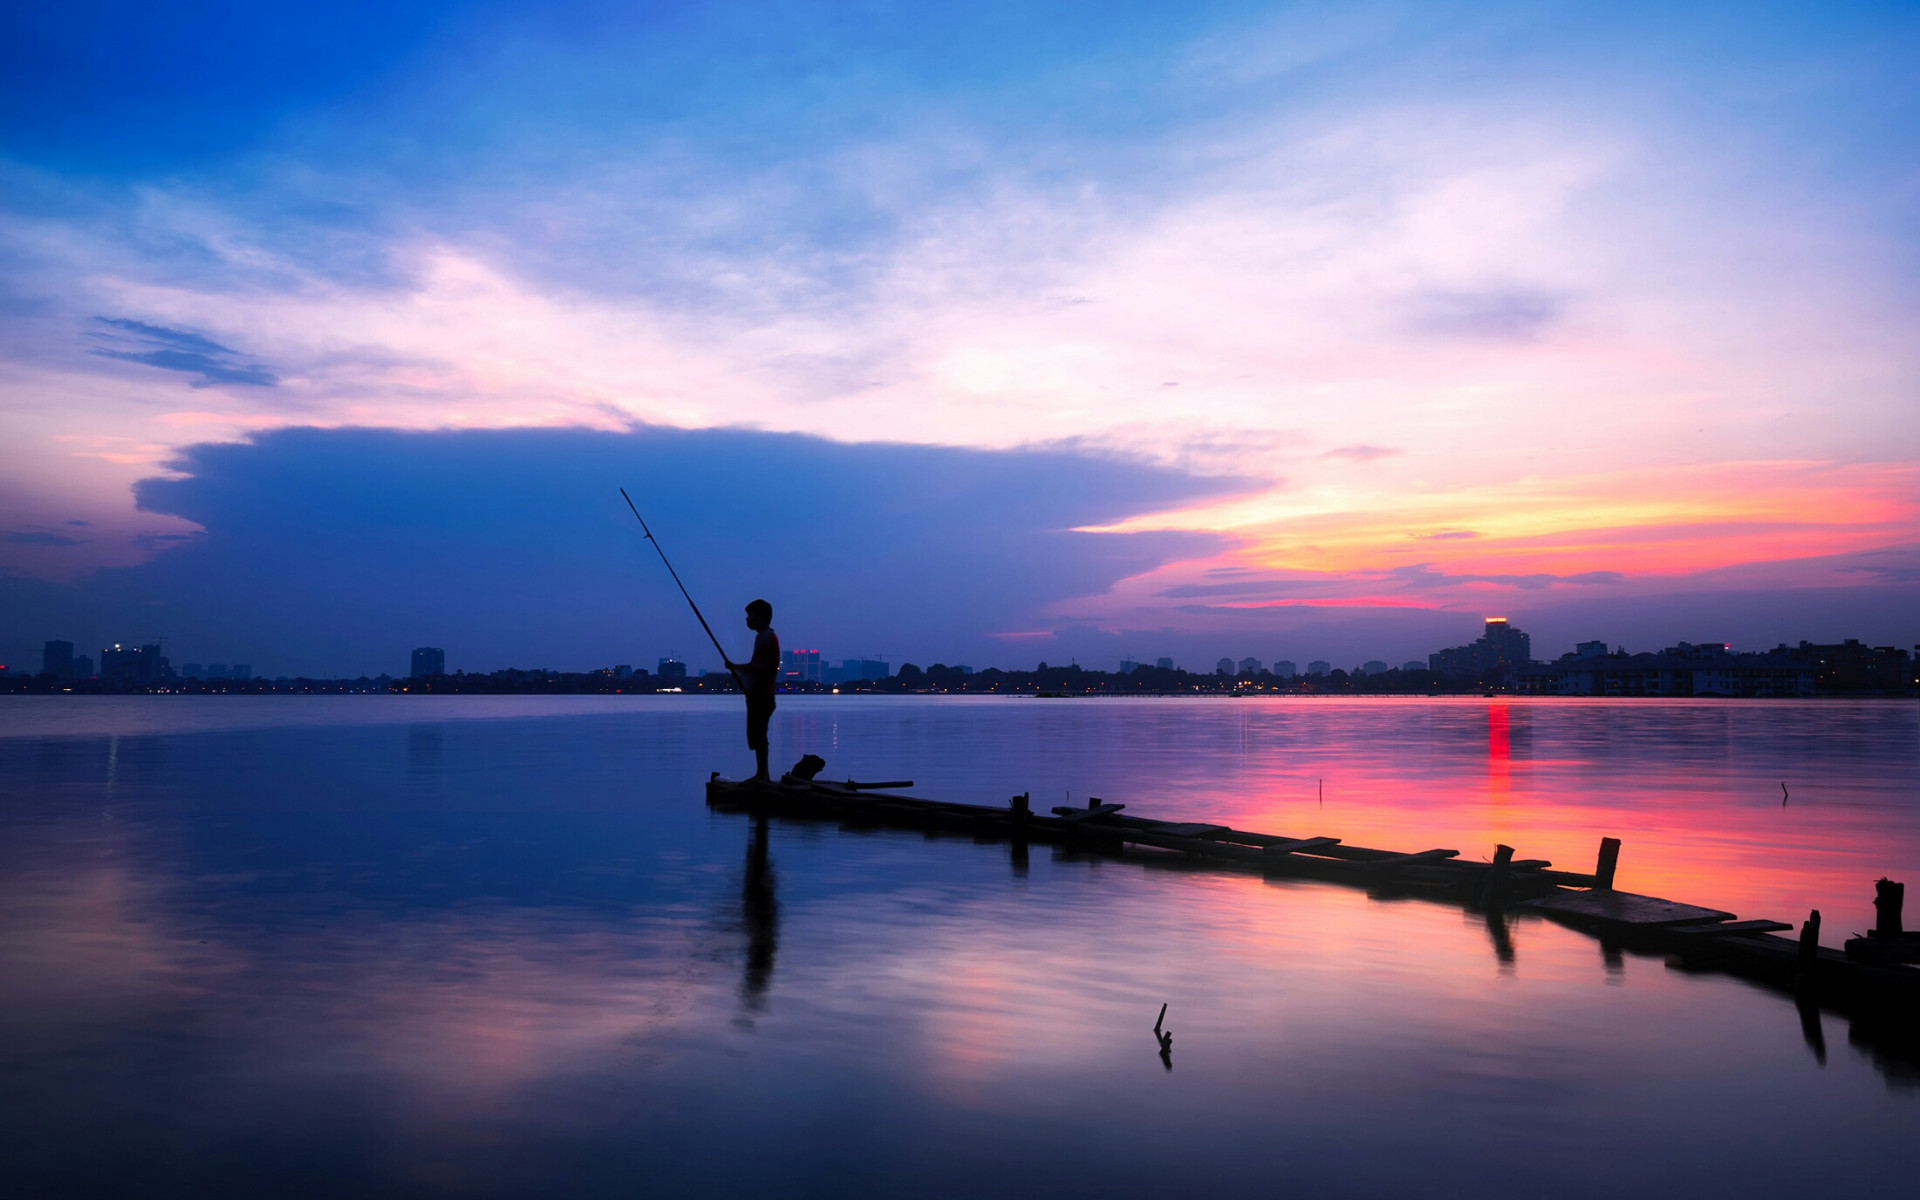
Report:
745,598,773,630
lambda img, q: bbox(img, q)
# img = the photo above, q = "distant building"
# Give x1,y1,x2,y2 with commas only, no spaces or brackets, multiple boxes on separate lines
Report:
657,657,688,679
1777,639,1911,693
1274,660,1297,678
1215,657,1234,675
232,663,252,680
1238,656,1262,675
1519,641,1811,697
101,642,168,682
182,663,204,678
612,664,632,679
1363,660,1390,675
1402,660,1425,673
1119,658,1139,674
209,663,228,679
1308,660,1330,677
411,647,445,678
43,640,73,678
1156,657,1174,670
781,648,823,684
834,658,889,682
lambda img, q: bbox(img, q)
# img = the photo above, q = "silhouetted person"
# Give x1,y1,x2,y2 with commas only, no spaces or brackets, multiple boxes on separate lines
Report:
724,598,779,782
740,816,778,1010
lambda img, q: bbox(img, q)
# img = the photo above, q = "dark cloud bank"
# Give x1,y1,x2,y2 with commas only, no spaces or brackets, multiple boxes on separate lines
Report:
6,426,1915,677
2,426,1236,677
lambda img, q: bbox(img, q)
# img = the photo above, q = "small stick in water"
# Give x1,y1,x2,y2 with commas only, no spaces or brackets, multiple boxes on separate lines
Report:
1781,781,1790,805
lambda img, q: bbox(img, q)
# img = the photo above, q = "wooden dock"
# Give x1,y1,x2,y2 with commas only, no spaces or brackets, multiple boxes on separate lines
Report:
707,772,1920,1021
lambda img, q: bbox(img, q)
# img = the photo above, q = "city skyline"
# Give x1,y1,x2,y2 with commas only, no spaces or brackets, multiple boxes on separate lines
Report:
18,614,1913,688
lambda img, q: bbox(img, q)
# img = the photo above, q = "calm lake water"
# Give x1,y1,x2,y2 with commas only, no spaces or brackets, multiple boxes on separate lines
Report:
2,695,1915,1197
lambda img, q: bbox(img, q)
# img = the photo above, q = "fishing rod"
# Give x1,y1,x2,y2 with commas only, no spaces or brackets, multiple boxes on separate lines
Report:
619,488,745,690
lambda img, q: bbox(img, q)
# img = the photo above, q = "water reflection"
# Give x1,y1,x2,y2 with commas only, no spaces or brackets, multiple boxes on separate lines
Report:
1,696,1916,1196
739,817,778,1014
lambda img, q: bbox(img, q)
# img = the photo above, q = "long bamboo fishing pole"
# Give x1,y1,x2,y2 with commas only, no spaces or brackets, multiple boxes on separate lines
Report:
620,488,745,690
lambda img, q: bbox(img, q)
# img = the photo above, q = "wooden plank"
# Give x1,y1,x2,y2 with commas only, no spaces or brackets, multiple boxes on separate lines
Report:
1151,822,1233,838
1368,849,1459,870
1114,828,1268,864
1666,919,1793,937
1527,890,1735,927
1261,836,1342,856
1051,803,1125,823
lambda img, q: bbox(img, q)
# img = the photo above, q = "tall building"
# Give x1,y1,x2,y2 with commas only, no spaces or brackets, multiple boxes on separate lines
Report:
1155,657,1174,670
1215,657,1234,675
231,663,252,680
1363,661,1390,675
101,643,168,682
1478,618,1531,670
1275,660,1297,678
1308,660,1330,677
42,640,73,677
1238,656,1263,675
1402,661,1425,673
657,657,688,679
1430,618,1533,680
410,647,446,678
781,648,822,684
1119,658,1139,674
838,658,889,682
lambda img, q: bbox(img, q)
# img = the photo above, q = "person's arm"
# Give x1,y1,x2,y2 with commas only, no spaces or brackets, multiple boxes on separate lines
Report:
727,634,778,687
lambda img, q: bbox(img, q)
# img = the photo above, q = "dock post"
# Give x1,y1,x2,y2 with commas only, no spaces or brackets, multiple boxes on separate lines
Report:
1481,844,1515,909
1798,909,1821,976
1594,837,1621,891
1010,793,1030,824
1872,878,1904,939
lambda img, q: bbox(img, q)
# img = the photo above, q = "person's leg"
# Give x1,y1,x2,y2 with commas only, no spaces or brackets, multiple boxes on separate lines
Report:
747,697,773,781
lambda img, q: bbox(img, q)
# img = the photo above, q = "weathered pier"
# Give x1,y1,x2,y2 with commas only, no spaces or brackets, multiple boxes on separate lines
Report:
707,770,1920,1024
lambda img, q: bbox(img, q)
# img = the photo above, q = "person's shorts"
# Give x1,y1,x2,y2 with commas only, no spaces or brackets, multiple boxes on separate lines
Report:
746,694,776,750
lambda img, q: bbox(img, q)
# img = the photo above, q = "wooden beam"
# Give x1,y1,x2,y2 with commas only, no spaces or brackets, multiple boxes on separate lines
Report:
1594,837,1622,890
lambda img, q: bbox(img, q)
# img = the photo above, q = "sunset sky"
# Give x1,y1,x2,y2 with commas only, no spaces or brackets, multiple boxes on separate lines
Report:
3,1,1916,676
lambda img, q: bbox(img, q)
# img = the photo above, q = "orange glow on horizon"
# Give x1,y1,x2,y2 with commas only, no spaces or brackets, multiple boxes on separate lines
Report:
1076,459,1920,614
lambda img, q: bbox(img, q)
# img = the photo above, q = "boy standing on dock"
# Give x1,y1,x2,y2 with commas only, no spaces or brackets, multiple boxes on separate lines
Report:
725,598,780,782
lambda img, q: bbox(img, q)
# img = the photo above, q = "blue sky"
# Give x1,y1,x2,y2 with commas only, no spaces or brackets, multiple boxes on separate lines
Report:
3,2,1917,674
